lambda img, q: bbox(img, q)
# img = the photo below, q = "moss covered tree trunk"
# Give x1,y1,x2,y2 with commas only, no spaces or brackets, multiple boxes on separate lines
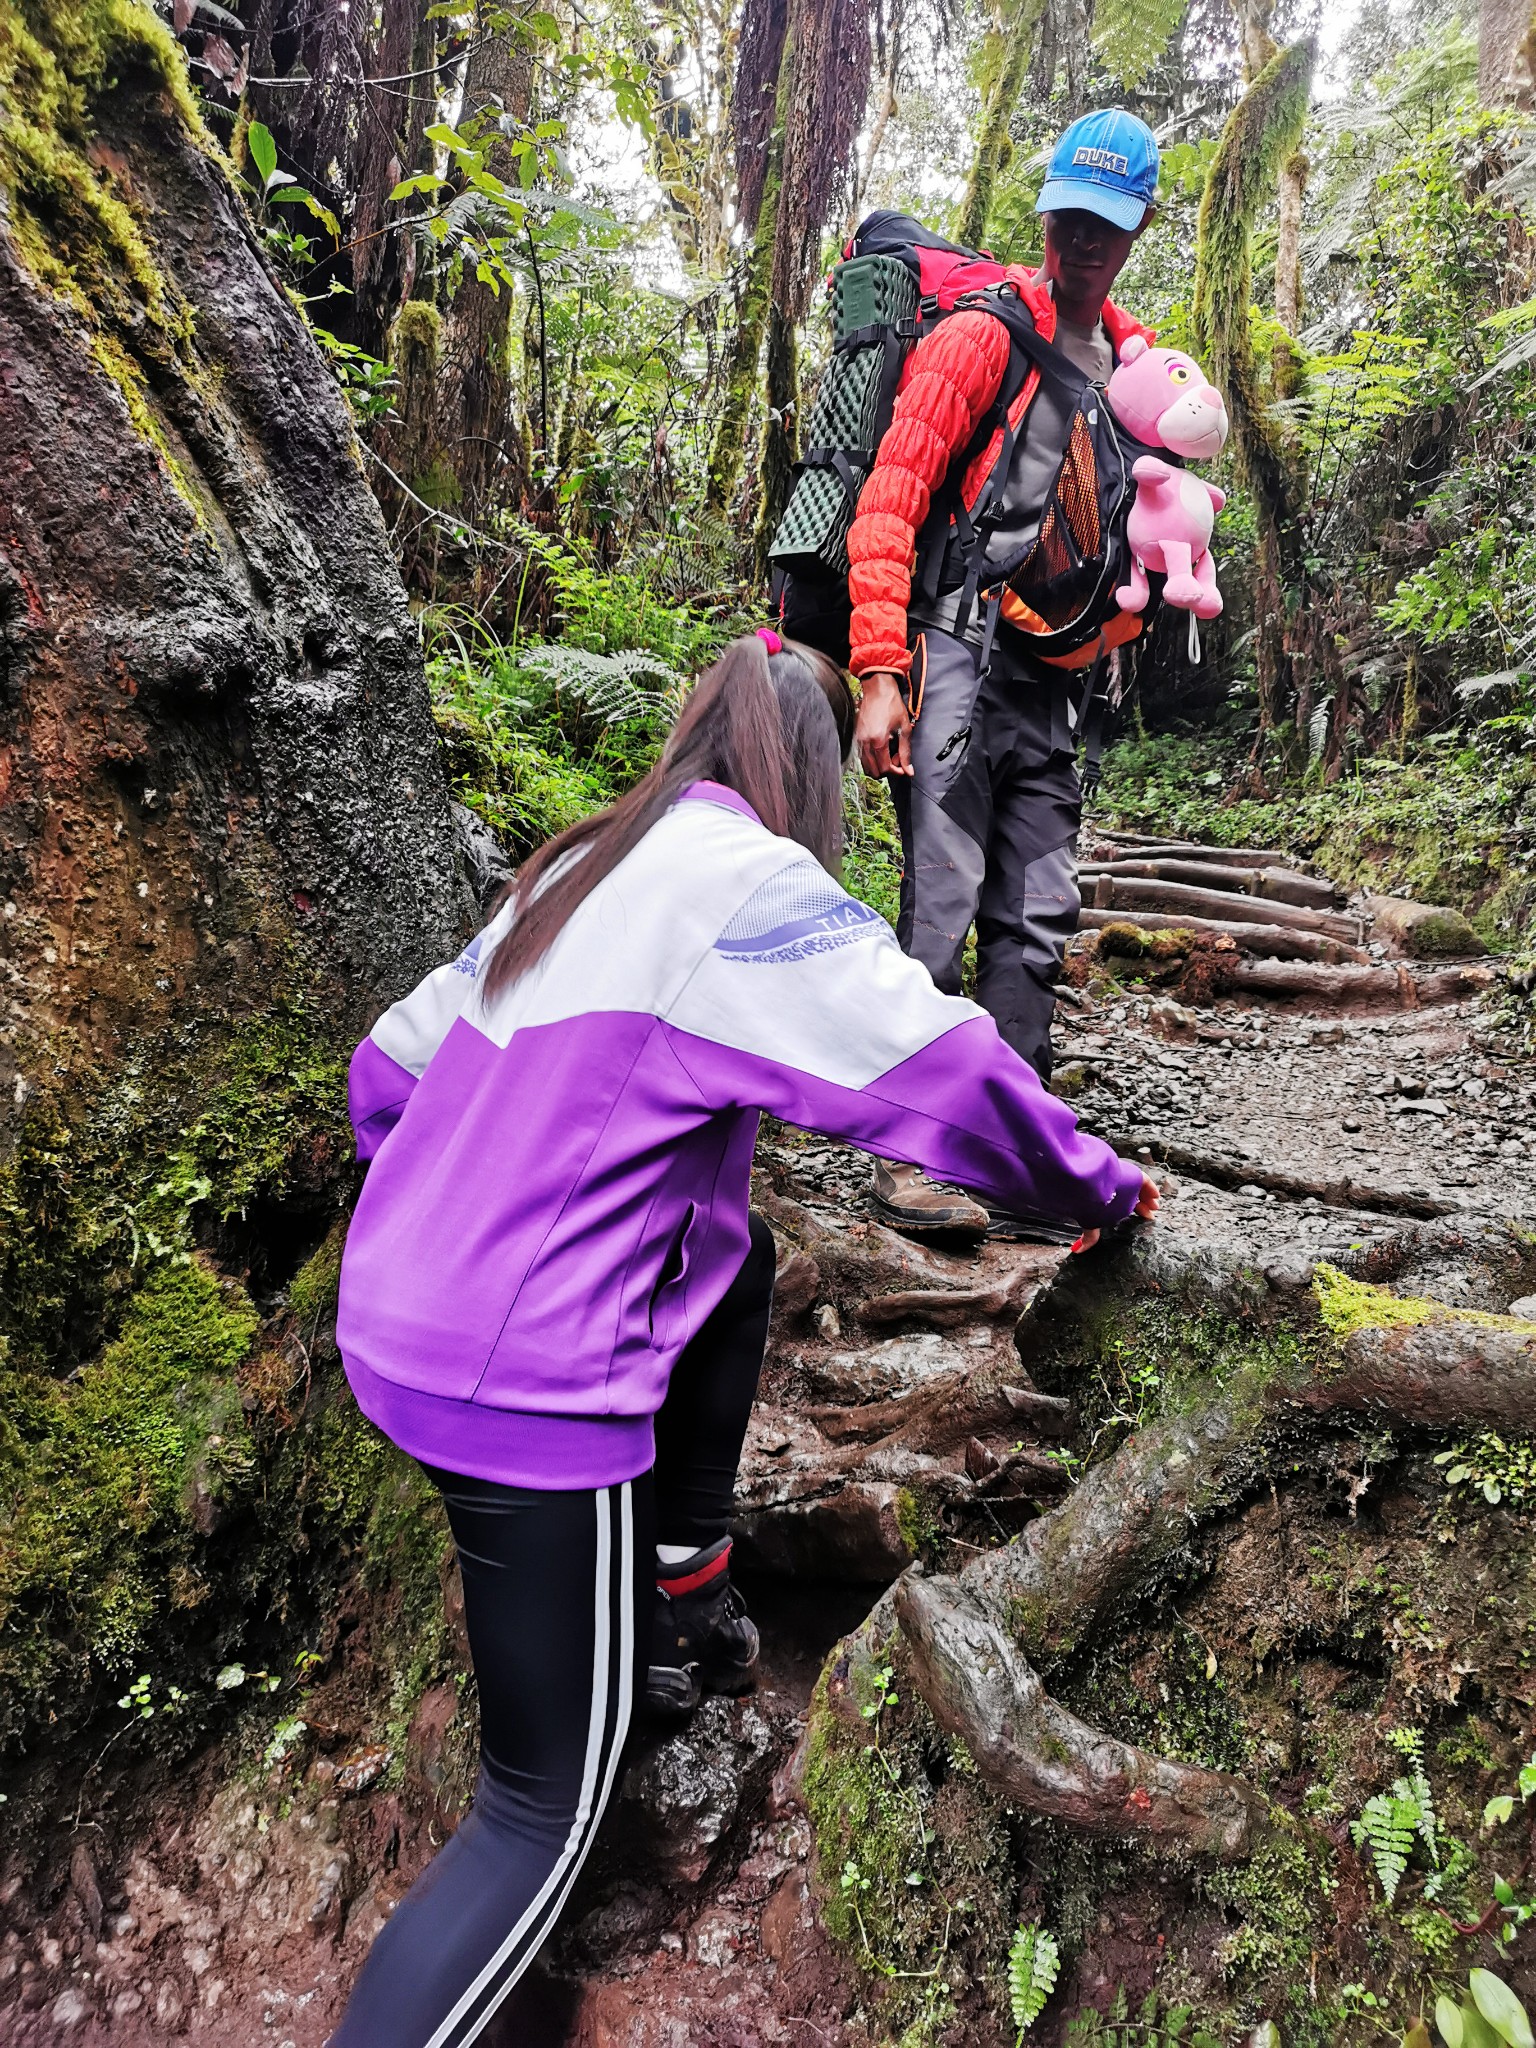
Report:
0,0,470,1759
1192,38,1314,754
705,137,780,519
433,21,534,528
955,0,1044,252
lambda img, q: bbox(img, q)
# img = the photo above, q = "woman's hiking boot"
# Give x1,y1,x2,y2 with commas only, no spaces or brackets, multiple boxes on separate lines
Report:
871,1159,989,1240
645,1537,760,1717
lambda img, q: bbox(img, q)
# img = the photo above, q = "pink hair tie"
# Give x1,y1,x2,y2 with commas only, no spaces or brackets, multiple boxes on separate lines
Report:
756,626,783,656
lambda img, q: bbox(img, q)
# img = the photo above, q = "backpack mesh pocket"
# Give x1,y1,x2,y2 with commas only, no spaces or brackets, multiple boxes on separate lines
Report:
999,408,1118,634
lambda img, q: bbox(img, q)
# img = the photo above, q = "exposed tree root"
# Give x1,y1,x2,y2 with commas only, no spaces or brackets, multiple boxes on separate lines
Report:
1112,1132,1469,1218
887,1233,1536,1856
1313,1313,1536,1430
895,1574,1271,1861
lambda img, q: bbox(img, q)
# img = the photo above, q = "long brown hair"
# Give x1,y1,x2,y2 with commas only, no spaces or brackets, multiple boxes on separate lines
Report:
480,633,856,1002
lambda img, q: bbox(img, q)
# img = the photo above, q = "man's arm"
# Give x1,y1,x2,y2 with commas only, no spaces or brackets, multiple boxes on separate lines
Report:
846,309,1013,687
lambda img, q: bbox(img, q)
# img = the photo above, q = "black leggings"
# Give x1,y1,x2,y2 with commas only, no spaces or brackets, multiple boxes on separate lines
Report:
329,1216,775,2048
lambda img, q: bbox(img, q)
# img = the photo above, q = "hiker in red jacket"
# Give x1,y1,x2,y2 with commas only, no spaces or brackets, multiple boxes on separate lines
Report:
851,109,1159,1243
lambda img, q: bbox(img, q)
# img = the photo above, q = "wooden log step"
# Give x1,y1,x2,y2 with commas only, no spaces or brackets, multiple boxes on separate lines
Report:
1222,959,1496,1006
1090,833,1303,869
1091,875,1362,942
1077,908,1366,966
1078,859,1336,910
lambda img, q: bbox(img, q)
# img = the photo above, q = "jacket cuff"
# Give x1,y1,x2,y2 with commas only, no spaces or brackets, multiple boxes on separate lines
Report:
854,651,913,681
1100,1154,1148,1228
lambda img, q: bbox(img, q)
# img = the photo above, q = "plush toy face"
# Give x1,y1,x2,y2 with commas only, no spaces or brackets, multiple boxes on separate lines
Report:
1107,336,1229,461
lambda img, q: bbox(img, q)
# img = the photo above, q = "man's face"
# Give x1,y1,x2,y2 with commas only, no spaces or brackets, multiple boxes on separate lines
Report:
1041,208,1142,306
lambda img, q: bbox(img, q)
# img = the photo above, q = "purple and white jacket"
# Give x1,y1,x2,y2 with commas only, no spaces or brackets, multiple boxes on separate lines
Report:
338,783,1142,1490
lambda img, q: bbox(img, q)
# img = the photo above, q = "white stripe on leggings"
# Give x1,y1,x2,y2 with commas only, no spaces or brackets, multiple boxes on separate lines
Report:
426,1480,634,2048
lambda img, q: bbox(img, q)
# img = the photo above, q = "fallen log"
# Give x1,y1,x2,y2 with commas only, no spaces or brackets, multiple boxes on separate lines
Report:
896,1575,1272,1862
1223,958,1496,1006
1078,907,1366,966
1091,875,1362,942
1078,859,1337,911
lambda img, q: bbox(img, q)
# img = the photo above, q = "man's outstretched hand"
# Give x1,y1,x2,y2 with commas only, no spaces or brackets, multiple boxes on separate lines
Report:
1071,1172,1161,1255
855,670,914,779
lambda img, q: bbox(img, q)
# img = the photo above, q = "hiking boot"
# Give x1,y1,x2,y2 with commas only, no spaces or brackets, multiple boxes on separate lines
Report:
646,1537,759,1718
871,1159,989,1239
983,1203,1082,1247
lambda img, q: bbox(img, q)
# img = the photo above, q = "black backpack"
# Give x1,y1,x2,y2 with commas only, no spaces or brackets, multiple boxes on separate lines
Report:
768,211,1168,675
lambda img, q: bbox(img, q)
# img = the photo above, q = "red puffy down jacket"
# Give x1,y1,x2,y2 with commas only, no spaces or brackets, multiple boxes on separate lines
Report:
845,266,1152,679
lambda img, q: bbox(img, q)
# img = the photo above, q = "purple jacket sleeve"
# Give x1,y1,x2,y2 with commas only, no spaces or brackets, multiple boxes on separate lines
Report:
662,857,1144,1233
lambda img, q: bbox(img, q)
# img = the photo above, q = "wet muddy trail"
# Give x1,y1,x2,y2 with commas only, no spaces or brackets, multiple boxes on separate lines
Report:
5,847,1534,2047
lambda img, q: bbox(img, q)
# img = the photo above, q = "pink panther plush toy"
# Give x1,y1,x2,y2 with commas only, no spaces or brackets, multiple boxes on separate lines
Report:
1106,336,1229,620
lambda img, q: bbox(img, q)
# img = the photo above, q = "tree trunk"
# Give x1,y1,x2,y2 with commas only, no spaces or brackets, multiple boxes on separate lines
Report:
1192,39,1315,746
350,0,439,361
434,23,535,527
0,0,469,1753
956,2,1044,252
1480,0,1536,105
705,146,779,518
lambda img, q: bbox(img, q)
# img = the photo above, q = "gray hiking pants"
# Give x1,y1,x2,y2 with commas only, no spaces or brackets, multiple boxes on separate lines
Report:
890,626,1081,1081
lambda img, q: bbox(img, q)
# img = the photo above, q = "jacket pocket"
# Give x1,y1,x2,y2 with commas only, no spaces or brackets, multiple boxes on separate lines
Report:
648,1201,701,1349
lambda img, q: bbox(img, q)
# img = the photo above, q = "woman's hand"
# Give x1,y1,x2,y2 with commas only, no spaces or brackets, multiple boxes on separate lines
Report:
855,670,914,779
1071,1174,1161,1255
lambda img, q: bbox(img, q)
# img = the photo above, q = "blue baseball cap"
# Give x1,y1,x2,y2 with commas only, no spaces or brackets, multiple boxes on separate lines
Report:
1035,109,1159,231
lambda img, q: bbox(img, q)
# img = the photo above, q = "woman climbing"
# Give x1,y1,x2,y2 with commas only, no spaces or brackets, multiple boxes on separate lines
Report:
328,629,1158,2047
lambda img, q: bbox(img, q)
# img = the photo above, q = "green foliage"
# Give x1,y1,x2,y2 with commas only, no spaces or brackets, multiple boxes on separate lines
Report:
1351,1729,1439,1904
1434,1434,1536,1510
1096,730,1536,953
1436,1975,1536,2048
1007,1923,1060,2038
1063,1987,1225,2048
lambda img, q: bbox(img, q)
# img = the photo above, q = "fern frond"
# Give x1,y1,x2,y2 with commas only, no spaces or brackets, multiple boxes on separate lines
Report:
516,644,684,730
1352,1790,1419,1901
1008,1923,1061,2040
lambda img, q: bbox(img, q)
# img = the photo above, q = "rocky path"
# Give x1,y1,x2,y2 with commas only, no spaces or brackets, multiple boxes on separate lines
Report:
6,847,1533,2048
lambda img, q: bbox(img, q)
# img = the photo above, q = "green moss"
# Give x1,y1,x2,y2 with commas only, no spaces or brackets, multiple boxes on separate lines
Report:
1060,1632,1253,1777
89,326,204,518
0,1258,258,1743
1313,1264,1536,1340
288,1221,346,1332
0,0,203,330
895,1485,939,1558
801,1648,1013,2032
1097,921,1199,961
391,298,442,358
1204,1814,1338,1979
0,1005,351,1375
